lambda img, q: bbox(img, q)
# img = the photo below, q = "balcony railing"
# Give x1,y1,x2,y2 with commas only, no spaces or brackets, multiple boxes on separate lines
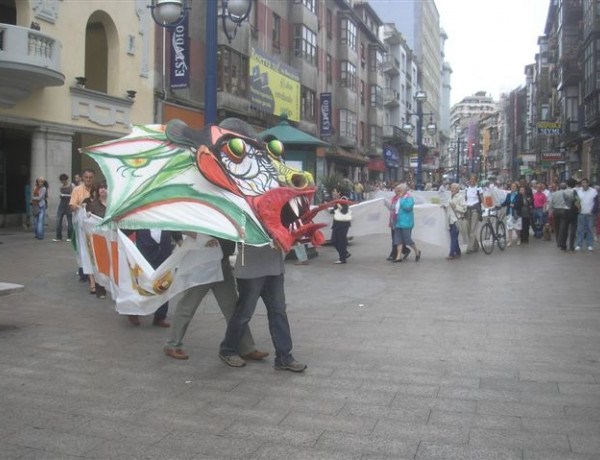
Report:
382,54,400,76
0,24,64,107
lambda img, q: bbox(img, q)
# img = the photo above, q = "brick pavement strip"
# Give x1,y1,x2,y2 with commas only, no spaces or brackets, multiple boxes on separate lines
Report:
1,228,600,458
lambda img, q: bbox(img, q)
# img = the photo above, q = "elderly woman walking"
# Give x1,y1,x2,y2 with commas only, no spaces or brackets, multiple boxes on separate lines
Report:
391,183,421,263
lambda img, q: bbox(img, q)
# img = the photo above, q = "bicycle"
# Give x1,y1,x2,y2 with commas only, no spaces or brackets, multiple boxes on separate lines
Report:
479,207,507,254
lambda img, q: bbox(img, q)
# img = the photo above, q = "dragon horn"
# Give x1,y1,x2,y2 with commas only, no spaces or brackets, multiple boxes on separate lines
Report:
165,119,212,148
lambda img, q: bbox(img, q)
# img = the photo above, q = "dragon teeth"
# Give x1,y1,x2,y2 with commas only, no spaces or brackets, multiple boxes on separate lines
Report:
289,197,300,216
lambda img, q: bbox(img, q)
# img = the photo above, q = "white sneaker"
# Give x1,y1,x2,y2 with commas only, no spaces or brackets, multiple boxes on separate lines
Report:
52,238,61,242
516,240,521,246
588,246,594,251
507,241,512,247
575,246,581,251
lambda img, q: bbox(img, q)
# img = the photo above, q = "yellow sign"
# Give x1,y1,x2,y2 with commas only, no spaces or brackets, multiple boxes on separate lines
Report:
249,47,300,121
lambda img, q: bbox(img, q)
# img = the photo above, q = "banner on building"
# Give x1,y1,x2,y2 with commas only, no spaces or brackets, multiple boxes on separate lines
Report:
536,122,562,136
410,153,418,168
541,152,563,161
383,144,400,168
249,47,300,121
320,93,333,136
169,17,189,89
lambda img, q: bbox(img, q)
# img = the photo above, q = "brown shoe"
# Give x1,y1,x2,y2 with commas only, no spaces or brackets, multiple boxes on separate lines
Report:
164,347,189,360
128,315,140,326
153,319,170,328
242,350,269,360
294,261,309,265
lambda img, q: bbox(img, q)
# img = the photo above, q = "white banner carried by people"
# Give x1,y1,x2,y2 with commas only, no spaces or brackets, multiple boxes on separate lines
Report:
73,210,223,315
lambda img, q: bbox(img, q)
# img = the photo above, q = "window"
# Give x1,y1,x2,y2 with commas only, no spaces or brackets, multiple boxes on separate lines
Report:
370,85,382,108
360,43,366,67
369,125,382,147
217,46,248,96
360,80,365,105
340,61,357,91
294,0,316,13
360,121,365,146
326,9,332,38
326,54,332,84
301,86,316,121
369,49,383,74
339,109,357,139
272,13,280,50
340,18,357,51
294,25,317,64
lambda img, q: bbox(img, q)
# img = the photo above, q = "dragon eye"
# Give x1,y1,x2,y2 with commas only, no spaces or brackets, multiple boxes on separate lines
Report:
266,140,284,158
224,138,246,161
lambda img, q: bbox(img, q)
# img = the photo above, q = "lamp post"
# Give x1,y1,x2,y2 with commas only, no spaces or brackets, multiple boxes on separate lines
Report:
149,0,252,125
403,90,437,190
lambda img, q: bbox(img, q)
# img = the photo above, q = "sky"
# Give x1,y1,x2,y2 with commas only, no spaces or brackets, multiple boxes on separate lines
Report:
435,0,550,106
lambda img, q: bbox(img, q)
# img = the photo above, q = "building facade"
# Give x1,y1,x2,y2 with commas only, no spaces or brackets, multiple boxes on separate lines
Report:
0,0,155,225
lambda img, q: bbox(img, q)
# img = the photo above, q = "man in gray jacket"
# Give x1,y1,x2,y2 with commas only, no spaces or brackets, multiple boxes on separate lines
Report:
219,244,307,372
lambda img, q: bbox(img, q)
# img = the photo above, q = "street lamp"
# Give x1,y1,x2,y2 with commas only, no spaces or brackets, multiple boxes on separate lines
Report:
149,0,252,125
402,90,437,190
448,125,464,183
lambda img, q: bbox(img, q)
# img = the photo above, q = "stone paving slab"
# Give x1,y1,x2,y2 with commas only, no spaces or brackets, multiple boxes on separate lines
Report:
1,227,600,459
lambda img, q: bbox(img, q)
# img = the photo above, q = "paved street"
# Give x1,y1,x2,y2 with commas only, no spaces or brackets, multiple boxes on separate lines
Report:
1,226,599,460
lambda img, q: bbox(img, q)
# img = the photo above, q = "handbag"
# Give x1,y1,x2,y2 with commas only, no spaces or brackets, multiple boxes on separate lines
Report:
32,203,40,217
334,208,352,222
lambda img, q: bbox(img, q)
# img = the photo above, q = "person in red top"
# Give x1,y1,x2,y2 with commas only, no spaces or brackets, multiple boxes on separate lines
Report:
532,183,548,239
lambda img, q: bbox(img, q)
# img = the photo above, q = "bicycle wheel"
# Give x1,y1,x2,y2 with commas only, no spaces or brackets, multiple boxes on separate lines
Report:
496,221,507,251
480,222,494,254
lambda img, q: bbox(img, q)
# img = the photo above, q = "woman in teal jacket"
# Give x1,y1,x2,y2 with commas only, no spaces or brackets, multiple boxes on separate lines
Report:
392,183,421,262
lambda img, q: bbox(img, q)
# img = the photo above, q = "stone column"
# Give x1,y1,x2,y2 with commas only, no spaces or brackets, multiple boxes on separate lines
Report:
30,127,74,230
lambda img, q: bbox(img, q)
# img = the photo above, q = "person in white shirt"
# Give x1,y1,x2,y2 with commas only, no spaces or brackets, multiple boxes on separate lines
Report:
464,174,483,253
575,178,598,251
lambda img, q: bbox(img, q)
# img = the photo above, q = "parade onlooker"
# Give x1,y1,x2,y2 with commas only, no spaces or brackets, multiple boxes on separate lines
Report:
164,236,268,361
502,182,523,247
392,183,421,262
532,183,547,239
31,177,48,240
53,173,74,242
219,244,307,372
549,182,570,251
445,183,466,260
465,174,483,254
565,178,579,251
330,187,352,264
575,178,598,251
519,186,532,244
353,181,364,202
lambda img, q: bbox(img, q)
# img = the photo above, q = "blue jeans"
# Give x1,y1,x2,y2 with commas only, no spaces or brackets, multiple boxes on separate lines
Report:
220,274,294,366
449,223,461,257
532,208,545,238
576,214,594,248
34,207,46,239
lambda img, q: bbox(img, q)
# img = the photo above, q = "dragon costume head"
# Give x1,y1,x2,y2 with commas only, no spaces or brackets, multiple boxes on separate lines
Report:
81,118,342,252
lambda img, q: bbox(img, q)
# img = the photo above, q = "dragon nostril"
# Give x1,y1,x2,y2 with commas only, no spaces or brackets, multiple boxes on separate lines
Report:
291,174,307,189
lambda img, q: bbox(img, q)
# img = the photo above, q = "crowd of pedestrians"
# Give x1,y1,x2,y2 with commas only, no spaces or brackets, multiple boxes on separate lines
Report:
26,169,598,375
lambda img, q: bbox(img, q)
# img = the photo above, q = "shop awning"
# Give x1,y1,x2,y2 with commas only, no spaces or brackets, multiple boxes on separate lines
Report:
367,158,386,172
259,114,329,146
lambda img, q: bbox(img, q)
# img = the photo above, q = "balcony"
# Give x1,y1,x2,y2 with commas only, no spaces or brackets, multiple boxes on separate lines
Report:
0,24,64,108
383,88,400,107
382,54,400,76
